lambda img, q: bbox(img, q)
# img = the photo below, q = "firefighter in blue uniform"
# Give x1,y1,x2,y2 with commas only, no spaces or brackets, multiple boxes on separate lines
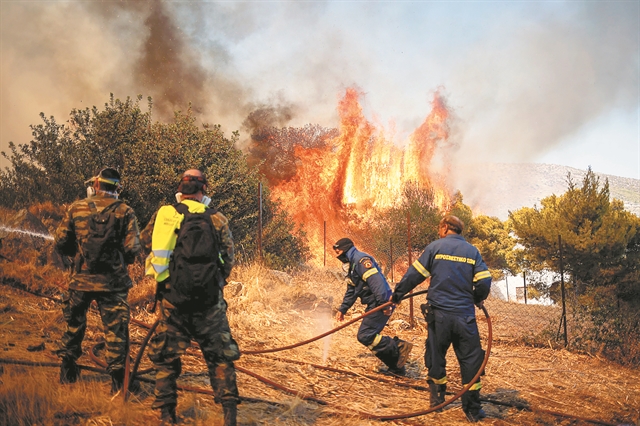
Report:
391,215,492,422
334,238,413,375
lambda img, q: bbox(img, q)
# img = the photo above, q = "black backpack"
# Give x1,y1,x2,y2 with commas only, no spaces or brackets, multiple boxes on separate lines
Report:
81,200,124,274
165,203,221,309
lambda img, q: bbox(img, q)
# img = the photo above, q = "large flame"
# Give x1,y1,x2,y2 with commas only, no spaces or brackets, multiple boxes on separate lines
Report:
263,88,453,260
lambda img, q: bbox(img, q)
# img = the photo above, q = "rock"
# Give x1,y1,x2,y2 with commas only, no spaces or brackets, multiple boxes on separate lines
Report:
224,281,244,298
268,270,293,286
27,342,45,352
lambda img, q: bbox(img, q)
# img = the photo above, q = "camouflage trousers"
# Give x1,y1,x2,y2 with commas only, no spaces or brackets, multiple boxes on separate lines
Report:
148,294,241,409
57,289,130,373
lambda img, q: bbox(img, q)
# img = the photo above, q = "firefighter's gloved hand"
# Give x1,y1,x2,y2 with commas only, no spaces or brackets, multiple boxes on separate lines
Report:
335,311,345,322
391,292,403,305
383,305,394,316
421,303,435,323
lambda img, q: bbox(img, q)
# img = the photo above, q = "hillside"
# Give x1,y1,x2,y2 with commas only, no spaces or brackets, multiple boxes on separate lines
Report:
455,163,640,220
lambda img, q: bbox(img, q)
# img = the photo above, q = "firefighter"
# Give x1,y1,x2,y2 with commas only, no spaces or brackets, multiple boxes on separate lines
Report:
54,167,141,393
391,215,492,422
141,169,240,425
334,238,413,375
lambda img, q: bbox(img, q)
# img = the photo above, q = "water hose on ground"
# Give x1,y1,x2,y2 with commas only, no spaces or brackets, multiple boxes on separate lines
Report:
0,284,622,425
0,356,618,426
240,290,429,354
127,318,159,399
128,290,491,421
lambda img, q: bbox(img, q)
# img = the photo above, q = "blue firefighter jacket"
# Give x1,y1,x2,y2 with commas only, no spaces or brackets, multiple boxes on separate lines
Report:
393,234,492,316
337,247,392,315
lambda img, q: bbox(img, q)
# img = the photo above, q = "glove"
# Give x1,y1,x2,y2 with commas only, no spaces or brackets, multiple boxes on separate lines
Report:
391,291,403,304
420,303,435,323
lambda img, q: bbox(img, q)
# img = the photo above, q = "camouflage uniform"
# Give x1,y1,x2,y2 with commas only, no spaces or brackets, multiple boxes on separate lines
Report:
54,193,141,373
141,201,240,411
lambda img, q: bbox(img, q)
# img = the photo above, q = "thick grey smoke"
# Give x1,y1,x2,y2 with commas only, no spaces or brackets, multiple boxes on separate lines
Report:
1,2,637,182
446,2,639,206
449,2,638,163
0,1,252,161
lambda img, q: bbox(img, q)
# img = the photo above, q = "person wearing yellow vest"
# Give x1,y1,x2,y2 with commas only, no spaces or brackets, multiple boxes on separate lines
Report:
141,169,239,426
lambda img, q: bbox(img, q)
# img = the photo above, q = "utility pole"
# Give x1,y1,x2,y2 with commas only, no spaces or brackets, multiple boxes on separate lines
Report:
258,183,263,260
559,235,568,347
407,212,413,327
323,221,326,267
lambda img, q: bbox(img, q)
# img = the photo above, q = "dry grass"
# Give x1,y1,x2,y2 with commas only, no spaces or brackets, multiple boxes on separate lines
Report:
0,365,156,426
1,263,639,425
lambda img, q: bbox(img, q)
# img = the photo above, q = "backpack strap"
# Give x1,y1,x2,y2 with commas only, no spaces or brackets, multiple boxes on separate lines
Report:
173,202,218,217
90,199,123,215
102,199,123,214
173,202,190,216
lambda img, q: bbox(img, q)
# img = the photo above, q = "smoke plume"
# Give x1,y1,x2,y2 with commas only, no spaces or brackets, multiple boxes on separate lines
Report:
1,1,637,184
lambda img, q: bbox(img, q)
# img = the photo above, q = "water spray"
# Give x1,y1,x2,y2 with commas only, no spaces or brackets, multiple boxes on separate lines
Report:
0,225,54,241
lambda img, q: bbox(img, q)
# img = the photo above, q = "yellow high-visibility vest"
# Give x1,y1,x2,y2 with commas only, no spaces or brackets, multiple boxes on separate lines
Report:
144,200,207,282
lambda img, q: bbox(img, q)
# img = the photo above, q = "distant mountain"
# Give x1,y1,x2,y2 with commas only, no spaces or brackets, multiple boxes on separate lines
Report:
455,163,640,220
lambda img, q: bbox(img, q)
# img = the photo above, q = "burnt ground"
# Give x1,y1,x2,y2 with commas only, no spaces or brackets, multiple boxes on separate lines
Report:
1,281,639,426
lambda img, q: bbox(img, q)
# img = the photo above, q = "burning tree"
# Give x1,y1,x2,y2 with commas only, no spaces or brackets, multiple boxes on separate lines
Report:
245,87,460,266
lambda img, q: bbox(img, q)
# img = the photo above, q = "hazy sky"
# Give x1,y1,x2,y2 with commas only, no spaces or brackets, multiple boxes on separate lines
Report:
1,1,638,181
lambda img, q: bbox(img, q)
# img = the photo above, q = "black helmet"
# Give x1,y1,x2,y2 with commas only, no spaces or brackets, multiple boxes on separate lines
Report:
333,238,354,252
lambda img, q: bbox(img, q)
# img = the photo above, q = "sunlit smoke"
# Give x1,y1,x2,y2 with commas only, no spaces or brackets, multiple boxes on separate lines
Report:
2,2,637,182
313,310,334,364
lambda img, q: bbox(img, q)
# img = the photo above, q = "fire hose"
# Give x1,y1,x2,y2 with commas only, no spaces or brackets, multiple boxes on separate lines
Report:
124,289,492,421
0,284,621,425
239,292,425,354
122,293,619,425
0,354,619,426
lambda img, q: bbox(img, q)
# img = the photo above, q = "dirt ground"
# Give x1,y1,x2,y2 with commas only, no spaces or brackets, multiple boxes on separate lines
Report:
1,278,639,426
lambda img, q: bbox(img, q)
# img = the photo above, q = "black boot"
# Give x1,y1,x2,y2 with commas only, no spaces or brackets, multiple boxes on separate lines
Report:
374,340,405,376
428,380,446,410
110,369,141,394
462,389,486,422
110,369,125,394
159,404,177,425
222,400,237,426
60,357,79,384
396,339,414,369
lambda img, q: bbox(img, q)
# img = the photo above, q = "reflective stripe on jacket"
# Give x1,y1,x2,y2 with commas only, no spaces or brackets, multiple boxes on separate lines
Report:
337,247,392,314
145,200,208,282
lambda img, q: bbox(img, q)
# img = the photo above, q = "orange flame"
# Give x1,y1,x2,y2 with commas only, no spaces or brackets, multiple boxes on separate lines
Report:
269,88,453,260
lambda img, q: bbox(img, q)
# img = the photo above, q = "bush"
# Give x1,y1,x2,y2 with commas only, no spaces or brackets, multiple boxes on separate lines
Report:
0,95,309,269
569,287,640,366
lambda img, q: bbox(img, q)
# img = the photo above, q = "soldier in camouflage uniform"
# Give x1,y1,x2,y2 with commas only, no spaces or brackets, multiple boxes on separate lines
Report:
54,167,141,392
142,169,240,426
